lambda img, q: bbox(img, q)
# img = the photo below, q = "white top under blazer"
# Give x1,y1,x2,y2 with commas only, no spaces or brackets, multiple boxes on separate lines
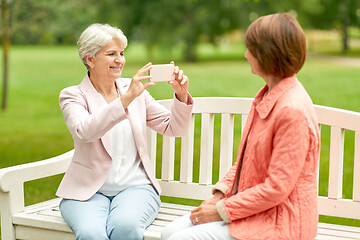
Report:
98,118,151,196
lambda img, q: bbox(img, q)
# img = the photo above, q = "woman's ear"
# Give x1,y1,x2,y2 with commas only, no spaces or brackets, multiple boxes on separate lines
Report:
85,55,95,69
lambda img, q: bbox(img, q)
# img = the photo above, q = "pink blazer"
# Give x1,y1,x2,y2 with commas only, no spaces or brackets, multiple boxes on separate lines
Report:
56,74,193,201
215,76,320,240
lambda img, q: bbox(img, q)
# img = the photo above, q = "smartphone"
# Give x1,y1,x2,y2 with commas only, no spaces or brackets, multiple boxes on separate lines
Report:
150,64,175,82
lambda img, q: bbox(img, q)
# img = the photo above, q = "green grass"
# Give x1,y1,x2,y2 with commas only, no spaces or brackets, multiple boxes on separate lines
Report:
0,42,359,236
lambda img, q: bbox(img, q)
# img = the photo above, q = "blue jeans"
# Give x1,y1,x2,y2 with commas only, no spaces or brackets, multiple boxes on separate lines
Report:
59,185,161,240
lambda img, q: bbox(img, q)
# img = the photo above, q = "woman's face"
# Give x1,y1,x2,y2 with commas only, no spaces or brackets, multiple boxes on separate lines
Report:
244,49,262,76
87,38,126,81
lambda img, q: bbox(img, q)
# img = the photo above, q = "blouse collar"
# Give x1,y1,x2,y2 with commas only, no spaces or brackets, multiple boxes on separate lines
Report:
253,75,298,119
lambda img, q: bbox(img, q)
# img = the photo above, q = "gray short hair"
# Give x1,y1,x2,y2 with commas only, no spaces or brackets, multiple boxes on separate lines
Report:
77,23,128,70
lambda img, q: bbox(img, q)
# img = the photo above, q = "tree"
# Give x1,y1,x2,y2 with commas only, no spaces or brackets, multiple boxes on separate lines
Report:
0,0,97,109
1,0,11,110
227,0,360,54
1,0,58,110
337,0,359,54
93,0,241,62
302,0,360,54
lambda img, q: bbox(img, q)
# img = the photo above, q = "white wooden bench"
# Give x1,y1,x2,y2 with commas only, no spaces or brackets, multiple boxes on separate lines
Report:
1,97,360,240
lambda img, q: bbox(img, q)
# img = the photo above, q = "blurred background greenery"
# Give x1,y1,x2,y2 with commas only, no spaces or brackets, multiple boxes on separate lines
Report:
1,0,360,60
0,0,360,235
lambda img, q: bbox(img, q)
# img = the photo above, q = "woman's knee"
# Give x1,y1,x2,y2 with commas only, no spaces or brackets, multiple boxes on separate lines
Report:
73,222,108,240
59,197,109,240
108,218,144,240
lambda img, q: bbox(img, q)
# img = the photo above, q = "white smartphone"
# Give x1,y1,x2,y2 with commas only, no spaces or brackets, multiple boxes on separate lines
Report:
150,64,175,82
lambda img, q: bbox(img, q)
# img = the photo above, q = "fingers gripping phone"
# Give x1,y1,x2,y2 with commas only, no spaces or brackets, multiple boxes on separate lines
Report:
150,64,175,82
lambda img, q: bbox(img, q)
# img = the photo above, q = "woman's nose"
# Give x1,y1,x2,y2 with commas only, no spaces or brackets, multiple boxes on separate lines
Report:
114,56,122,63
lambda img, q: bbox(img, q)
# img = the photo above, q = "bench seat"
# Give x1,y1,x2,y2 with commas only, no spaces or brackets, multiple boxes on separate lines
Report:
11,198,195,240
10,198,360,240
316,223,360,240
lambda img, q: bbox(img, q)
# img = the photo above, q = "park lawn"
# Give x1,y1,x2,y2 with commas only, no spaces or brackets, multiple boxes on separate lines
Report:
0,44,359,234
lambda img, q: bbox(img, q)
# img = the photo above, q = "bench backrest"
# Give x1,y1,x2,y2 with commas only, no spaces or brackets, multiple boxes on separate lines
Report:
147,97,252,201
149,97,360,221
315,105,360,220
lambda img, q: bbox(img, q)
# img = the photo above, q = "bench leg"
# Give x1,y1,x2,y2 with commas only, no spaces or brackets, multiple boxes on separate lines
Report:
0,183,25,240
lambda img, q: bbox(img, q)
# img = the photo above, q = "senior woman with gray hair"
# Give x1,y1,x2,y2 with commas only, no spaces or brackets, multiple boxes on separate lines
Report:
57,23,193,240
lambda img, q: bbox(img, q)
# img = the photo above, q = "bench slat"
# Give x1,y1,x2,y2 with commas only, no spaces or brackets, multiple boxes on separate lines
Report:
38,209,61,217
316,234,360,240
180,114,195,183
353,131,360,202
241,114,248,133
158,207,190,216
318,197,360,220
144,226,162,240
16,199,61,214
161,136,175,181
219,114,234,179
159,181,213,200
13,212,71,233
151,220,171,227
15,226,74,240
191,97,253,114
315,105,360,132
156,213,180,222
328,126,344,199
199,113,214,185
147,128,157,176
317,222,360,239
318,222,360,233
160,202,196,211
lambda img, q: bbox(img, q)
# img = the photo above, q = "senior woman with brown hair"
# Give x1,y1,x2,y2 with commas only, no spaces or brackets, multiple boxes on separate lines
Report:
57,23,193,240
162,13,320,240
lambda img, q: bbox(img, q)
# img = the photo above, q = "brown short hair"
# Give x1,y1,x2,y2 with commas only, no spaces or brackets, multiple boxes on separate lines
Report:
244,13,306,78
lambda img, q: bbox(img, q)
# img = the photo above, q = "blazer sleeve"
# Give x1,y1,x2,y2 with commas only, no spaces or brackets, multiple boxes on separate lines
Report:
144,90,194,137
59,86,127,143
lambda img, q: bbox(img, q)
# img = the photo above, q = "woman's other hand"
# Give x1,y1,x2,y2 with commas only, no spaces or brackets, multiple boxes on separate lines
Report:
168,61,189,104
190,202,222,225
121,62,154,109
189,191,224,225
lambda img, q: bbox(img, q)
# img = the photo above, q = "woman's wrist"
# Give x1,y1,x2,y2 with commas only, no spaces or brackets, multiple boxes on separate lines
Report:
120,92,134,110
213,190,225,200
175,92,188,104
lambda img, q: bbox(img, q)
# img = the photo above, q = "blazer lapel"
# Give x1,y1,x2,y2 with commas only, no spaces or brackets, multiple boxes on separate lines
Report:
79,73,108,113
79,74,112,157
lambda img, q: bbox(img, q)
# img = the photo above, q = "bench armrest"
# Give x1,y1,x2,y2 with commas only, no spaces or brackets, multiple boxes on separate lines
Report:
0,149,74,193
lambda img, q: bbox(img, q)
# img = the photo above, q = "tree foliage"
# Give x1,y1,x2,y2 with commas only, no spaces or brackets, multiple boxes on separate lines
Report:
2,0,360,57
1,0,10,110
1,0,359,109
